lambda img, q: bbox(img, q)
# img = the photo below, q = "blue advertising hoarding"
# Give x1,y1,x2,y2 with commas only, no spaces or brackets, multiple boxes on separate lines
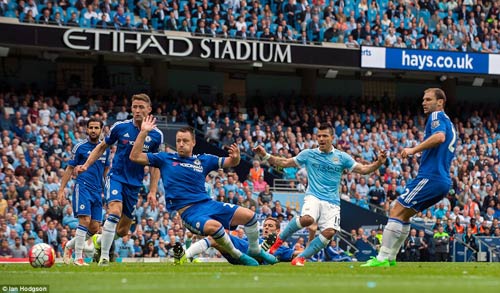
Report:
361,46,500,75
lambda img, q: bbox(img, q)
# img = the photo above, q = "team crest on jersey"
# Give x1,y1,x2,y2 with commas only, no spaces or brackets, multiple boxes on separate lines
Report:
431,120,440,129
194,159,201,166
332,157,339,163
145,136,152,142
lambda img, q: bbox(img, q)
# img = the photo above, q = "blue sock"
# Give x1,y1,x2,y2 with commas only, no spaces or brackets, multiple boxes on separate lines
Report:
279,217,302,240
298,234,329,259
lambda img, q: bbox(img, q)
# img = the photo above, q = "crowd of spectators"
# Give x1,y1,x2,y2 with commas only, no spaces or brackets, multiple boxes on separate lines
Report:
1,0,499,50
0,86,499,261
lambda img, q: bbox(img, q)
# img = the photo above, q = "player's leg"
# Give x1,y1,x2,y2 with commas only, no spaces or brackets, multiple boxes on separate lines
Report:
230,206,278,264
99,201,122,265
73,215,91,266
362,178,449,267
269,195,318,254
65,183,91,265
97,178,123,265
189,237,213,259
292,202,339,266
176,237,212,263
180,202,258,266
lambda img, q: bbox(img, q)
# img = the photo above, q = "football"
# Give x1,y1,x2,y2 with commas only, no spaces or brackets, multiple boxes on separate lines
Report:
28,243,56,268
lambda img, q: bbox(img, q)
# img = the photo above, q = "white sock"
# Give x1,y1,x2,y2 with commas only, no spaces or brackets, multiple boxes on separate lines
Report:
74,225,88,260
389,223,411,261
243,215,259,255
212,226,242,259
186,238,210,259
100,214,120,260
377,218,403,261
66,237,76,249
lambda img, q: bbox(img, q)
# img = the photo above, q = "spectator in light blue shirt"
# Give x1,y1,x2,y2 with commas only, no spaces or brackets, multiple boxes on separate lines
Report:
115,235,134,258
62,207,79,229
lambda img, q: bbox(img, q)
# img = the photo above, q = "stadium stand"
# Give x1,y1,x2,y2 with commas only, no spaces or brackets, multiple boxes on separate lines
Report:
0,0,498,51
0,84,499,262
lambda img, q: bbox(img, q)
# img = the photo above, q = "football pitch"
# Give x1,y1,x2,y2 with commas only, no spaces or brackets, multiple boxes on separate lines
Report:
1,262,500,293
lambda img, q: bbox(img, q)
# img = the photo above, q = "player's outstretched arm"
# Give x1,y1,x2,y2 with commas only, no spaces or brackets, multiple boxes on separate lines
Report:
223,143,241,168
147,167,160,206
401,132,446,158
58,165,74,202
129,115,156,165
75,141,108,175
252,145,298,167
352,149,387,175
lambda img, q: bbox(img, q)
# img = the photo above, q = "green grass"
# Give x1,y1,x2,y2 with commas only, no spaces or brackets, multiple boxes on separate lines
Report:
1,262,500,293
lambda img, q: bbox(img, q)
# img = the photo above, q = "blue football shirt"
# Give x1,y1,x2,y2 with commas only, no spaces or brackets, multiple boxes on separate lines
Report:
419,111,456,184
105,119,163,187
68,140,110,192
147,152,224,211
294,148,357,205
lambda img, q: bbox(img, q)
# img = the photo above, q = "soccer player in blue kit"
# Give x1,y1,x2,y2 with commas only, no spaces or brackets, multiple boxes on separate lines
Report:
129,116,278,266
362,88,456,267
175,217,296,264
58,118,110,266
254,123,387,266
76,94,163,266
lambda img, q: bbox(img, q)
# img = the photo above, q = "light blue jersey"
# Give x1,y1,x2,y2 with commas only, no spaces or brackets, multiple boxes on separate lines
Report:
419,111,456,184
105,119,163,187
294,148,357,205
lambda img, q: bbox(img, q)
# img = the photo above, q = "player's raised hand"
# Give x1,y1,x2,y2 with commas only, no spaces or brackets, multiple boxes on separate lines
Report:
227,143,240,159
141,115,156,132
401,147,415,159
377,149,387,164
252,145,266,156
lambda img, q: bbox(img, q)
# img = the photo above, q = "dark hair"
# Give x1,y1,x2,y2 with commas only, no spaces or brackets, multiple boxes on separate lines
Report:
264,217,280,228
425,88,447,103
318,122,333,135
177,126,195,140
87,117,103,128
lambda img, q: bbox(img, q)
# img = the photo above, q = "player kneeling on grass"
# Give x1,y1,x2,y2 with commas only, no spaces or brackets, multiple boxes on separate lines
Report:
173,217,301,264
254,123,386,266
129,116,278,266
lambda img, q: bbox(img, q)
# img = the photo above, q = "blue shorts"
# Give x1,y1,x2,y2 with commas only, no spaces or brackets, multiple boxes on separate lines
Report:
105,177,140,219
397,177,451,212
180,200,239,236
72,182,103,222
221,235,249,265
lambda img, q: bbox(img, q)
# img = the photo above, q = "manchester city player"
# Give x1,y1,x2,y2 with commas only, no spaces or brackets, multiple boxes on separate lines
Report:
76,94,163,266
129,116,278,266
59,118,110,266
362,88,456,267
254,123,387,266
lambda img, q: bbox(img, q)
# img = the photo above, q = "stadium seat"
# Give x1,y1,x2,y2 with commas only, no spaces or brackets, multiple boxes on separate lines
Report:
4,10,16,18
8,1,17,11
66,7,78,19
